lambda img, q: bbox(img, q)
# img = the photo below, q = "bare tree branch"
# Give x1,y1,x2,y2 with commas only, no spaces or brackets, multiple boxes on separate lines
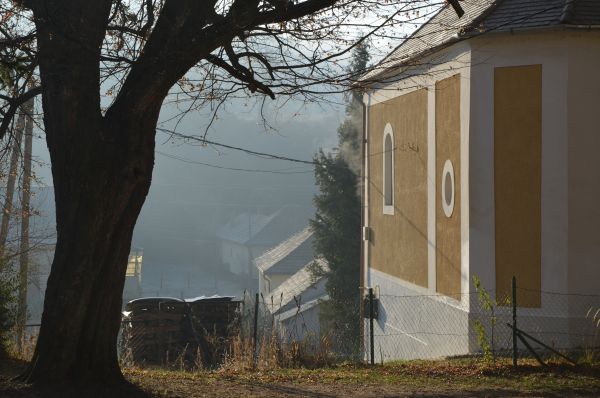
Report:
0,86,41,141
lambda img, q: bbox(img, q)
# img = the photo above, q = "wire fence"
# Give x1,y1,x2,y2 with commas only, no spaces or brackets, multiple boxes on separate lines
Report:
365,285,600,365
236,291,362,367
12,284,600,370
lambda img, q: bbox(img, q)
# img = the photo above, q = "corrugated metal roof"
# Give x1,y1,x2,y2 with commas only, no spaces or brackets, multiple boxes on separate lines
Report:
268,258,329,315
362,0,600,83
255,226,314,274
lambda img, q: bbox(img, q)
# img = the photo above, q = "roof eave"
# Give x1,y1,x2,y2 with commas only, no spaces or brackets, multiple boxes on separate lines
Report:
358,36,462,89
361,23,600,91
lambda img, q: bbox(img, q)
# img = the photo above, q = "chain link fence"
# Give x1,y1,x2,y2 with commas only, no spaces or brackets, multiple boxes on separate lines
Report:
12,285,600,370
236,290,362,368
365,285,600,364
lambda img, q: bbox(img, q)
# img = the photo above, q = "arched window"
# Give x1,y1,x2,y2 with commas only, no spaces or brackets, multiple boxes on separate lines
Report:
383,123,394,215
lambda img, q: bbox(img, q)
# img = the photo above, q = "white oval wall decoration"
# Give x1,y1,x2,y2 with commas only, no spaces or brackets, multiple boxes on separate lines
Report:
442,159,455,218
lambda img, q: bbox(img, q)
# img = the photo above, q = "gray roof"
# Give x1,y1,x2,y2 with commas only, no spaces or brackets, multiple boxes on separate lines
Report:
216,212,277,245
565,0,600,25
247,205,314,246
268,258,328,315
255,226,314,275
362,0,600,83
216,205,314,247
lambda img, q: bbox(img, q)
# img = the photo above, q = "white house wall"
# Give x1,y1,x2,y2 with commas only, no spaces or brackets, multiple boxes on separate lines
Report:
470,30,571,303
469,30,600,350
566,31,600,347
363,29,600,360
364,42,473,360
566,31,600,296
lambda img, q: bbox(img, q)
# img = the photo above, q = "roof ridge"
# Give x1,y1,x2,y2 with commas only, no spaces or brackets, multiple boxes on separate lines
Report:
255,226,313,271
461,0,505,35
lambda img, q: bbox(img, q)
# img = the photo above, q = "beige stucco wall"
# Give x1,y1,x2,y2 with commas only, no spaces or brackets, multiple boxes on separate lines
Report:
368,89,429,288
435,75,462,299
494,65,542,308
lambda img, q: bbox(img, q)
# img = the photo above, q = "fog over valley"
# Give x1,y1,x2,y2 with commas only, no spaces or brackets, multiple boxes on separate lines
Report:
28,96,343,310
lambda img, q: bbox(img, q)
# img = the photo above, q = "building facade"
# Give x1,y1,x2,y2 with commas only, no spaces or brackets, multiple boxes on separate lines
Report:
361,0,600,360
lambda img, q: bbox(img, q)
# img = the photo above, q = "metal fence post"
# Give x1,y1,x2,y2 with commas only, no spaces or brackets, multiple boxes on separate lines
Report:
253,292,259,362
369,287,375,365
240,295,245,344
512,276,517,368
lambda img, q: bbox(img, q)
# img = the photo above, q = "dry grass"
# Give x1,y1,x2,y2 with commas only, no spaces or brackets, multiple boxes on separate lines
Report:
124,357,600,398
2,356,600,397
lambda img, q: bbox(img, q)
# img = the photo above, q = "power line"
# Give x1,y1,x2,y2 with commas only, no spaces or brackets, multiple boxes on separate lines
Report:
155,150,314,174
156,127,317,165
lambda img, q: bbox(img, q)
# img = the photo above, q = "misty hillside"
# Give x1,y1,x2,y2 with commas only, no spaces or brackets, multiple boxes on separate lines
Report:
26,98,342,300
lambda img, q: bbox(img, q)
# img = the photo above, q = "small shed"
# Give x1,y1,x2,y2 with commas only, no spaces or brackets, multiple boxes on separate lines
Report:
120,295,241,367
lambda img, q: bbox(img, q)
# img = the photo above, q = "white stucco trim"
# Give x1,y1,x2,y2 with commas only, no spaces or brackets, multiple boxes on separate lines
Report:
469,31,572,303
427,86,437,293
459,68,471,302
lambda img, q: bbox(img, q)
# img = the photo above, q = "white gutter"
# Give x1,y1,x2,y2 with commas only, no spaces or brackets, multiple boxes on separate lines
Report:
363,92,372,289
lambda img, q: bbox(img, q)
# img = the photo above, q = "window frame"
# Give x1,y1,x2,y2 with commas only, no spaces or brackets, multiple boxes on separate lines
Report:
441,158,455,218
383,123,395,215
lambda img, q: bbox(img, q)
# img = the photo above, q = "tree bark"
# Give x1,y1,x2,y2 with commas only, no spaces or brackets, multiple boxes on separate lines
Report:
20,115,157,386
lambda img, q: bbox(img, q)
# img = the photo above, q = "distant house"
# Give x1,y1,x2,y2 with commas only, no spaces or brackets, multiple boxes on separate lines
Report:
216,205,314,286
267,259,329,343
360,0,600,360
122,248,143,305
255,226,314,297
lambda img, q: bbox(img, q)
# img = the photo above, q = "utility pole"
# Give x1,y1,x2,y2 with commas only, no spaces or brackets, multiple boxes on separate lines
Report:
16,97,34,351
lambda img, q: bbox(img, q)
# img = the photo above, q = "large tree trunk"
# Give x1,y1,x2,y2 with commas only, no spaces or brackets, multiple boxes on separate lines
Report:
20,116,157,385
19,1,160,387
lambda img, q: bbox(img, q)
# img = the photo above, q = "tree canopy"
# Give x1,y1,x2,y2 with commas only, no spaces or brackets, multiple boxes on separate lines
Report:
0,0,459,389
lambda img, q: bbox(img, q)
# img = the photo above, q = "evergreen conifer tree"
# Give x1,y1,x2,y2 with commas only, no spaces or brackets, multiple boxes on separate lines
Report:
310,42,369,356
